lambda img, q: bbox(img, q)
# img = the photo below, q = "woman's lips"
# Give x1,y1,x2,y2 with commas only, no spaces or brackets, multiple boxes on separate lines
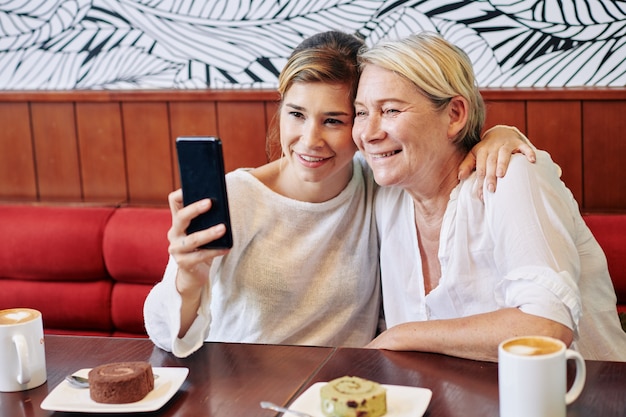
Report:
299,154,330,162
296,152,333,167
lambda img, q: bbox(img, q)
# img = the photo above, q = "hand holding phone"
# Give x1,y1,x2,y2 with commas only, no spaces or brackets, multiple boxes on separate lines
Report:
176,136,233,249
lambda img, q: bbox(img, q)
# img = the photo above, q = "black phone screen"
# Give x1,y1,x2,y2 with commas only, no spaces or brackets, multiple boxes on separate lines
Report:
176,136,233,249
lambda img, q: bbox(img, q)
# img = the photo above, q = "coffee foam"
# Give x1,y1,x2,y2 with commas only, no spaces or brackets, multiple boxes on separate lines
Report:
503,336,562,356
0,308,40,325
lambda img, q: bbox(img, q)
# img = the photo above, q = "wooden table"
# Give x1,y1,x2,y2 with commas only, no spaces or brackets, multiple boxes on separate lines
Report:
308,347,626,417
1,335,625,416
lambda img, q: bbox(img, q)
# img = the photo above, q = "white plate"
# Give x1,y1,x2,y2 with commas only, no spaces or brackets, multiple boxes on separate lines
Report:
40,367,189,413
288,382,432,417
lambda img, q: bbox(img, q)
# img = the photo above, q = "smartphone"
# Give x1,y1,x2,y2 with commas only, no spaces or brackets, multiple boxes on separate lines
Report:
176,136,233,249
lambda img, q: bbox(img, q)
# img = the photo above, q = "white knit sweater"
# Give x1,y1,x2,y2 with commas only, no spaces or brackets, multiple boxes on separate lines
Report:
144,156,380,357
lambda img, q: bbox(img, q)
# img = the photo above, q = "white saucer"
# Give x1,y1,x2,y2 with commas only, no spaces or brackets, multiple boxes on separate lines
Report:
40,367,188,413
288,381,432,417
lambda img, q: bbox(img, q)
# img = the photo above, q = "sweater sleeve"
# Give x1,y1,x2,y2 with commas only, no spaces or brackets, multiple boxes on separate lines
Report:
143,255,212,357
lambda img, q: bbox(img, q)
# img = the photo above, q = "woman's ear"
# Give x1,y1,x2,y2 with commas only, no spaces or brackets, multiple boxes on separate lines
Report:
447,96,468,139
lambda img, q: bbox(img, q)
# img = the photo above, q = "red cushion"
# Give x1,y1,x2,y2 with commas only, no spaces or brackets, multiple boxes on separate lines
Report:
112,331,149,338
45,329,111,337
110,282,152,335
0,279,112,331
583,215,626,305
0,205,115,281
102,207,170,285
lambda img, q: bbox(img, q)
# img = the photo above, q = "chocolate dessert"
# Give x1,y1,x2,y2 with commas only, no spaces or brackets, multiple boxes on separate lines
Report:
88,361,154,404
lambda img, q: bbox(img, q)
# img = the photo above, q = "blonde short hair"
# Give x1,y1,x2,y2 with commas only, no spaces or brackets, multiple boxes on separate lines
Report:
358,32,485,151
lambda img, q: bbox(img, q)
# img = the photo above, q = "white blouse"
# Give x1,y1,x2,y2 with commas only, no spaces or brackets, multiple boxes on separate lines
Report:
376,150,626,361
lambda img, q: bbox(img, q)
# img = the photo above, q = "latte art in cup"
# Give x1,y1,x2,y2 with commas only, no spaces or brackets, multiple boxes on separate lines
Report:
0,307,47,392
498,335,586,417
0,308,40,325
502,336,562,356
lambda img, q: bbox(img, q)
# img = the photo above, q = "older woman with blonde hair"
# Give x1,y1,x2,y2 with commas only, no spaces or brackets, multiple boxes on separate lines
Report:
354,32,626,362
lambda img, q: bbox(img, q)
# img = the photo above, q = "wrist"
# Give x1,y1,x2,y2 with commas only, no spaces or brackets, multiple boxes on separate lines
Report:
175,270,205,299
483,124,531,147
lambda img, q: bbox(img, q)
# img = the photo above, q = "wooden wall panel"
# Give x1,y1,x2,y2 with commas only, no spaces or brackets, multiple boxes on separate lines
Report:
168,101,219,187
0,102,37,200
122,102,173,205
582,101,626,211
216,101,269,172
169,101,218,136
0,89,623,212
483,100,527,135
527,101,583,204
76,102,127,202
31,102,82,201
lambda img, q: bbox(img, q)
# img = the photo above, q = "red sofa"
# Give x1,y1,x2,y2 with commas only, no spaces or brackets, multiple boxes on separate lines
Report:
0,205,170,337
581,214,626,316
0,205,624,336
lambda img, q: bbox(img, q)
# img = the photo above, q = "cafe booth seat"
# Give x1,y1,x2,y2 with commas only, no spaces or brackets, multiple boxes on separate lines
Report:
0,204,625,337
582,214,626,317
0,204,170,337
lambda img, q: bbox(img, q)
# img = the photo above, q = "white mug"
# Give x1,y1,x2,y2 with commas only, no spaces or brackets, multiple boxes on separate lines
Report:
0,308,47,392
498,335,586,417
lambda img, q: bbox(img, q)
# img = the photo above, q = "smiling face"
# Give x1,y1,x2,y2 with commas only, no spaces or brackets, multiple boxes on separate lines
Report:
353,64,465,194
279,81,357,201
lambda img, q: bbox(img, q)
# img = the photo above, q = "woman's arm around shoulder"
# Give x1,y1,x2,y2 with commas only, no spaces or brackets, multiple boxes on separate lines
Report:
459,125,536,198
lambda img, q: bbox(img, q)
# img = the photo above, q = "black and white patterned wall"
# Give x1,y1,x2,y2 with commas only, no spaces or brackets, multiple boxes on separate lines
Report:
1,0,624,90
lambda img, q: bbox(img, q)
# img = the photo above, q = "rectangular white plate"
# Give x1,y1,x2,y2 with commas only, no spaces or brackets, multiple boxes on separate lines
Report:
40,367,189,413
288,382,432,417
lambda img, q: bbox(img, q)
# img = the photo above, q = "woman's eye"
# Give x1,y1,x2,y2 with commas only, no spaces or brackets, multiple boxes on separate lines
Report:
384,108,399,115
325,118,343,125
289,111,304,118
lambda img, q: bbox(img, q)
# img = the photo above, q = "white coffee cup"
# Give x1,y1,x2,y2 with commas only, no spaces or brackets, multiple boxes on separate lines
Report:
498,335,586,417
0,308,47,392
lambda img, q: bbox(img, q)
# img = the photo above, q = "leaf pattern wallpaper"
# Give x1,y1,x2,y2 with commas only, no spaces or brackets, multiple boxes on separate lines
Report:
0,0,624,89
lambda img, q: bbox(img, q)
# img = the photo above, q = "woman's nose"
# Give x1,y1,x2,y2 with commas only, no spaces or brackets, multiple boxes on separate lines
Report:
355,114,382,143
301,122,324,147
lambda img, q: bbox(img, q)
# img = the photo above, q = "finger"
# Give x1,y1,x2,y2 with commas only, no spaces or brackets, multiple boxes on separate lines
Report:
168,234,188,255
171,199,212,237
483,151,498,193
176,245,225,264
194,224,228,249
495,147,514,178
180,198,211,222
168,189,185,230
170,231,229,273
168,189,184,211
458,151,477,180
180,224,228,252
169,232,197,255
473,147,487,187
518,143,536,163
